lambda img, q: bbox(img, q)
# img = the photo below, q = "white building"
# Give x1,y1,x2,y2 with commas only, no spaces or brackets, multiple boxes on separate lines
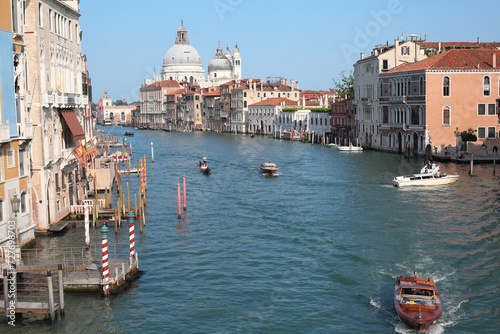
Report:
160,21,241,88
277,109,330,134
248,98,298,134
353,38,427,148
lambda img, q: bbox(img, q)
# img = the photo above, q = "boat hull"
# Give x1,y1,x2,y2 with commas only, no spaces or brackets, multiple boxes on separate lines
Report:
337,145,363,151
393,174,459,187
394,275,442,331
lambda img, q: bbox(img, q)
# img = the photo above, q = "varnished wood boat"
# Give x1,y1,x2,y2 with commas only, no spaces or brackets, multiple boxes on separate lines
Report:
394,273,442,331
260,162,278,175
200,163,211,175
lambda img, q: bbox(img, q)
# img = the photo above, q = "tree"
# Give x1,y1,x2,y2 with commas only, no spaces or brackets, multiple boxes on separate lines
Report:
114,99,126,106
460,128,477,143
332,70,354,99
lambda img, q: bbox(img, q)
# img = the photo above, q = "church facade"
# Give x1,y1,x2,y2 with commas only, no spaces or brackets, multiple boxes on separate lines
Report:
159,21,241,88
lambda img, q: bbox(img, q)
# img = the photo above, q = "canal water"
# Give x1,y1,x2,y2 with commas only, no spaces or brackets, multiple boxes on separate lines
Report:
3,126,499,333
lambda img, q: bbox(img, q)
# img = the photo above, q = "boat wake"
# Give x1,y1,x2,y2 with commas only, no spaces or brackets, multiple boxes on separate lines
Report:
369,297,381,309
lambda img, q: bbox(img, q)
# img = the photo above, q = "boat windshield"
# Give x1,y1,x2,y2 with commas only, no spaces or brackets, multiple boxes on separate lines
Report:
400,288,437,306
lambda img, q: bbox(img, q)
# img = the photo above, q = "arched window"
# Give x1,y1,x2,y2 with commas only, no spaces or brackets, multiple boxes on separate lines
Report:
244,101,247,108
419,77,424,95
443,76,450,96
483,76,490,96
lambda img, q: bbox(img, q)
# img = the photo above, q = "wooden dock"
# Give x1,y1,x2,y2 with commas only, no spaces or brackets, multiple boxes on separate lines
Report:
0,301,59,315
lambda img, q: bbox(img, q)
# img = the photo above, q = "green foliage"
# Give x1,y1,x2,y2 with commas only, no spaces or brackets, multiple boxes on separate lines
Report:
114,99,126,106
332,70,354,99
460,128,477,142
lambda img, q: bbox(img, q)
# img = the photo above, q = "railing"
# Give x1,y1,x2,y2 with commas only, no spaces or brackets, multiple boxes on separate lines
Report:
42,91,55,107
61,147,75,161
82,95,89,107
0,124,10,142
18,122,34,139
67,93,76,105
71,199,106,215
389,96,406,104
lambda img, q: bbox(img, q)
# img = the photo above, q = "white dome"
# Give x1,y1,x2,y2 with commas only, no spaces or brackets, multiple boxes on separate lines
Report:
163,44,202,66
208,56,232,71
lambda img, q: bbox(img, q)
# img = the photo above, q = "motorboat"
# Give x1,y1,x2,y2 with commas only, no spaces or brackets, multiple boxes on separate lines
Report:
124,131,134,137
260,162,278,175
394,273,442,331
327,143,338,148
337,144,363,151
392,163,459,187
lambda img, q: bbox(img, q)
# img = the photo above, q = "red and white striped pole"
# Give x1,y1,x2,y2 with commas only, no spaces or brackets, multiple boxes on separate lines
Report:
177,181,181,218
182,176,186,211
100,222,110,295
84,202,90,247
128,210,135,263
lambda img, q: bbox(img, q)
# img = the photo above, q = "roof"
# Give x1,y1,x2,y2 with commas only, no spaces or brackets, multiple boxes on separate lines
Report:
141,80,180,89
386,49,500,73
417,41,500,49
104,105,136,109
249,98,298,107
203,88,221,97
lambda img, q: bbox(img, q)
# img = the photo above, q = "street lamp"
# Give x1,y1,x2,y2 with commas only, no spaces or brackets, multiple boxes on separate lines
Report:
11,194,21,265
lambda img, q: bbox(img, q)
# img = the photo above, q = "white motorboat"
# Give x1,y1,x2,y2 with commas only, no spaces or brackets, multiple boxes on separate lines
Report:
337,144,363,152
260,162,278,175
392,163,459,187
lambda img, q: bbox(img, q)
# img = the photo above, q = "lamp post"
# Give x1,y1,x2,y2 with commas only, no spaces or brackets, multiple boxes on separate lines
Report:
11,194,21,265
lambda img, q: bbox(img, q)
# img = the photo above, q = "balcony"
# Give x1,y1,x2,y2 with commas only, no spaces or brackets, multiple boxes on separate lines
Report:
17,122,34,140
0,124,10,142
82,95,89,107
42,91,55,107
61,147,76,163
67,93,76,105
389,96,406,104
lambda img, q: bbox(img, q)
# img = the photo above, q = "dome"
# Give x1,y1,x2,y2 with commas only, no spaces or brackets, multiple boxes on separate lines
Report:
163,44,202,66
208,55,232,72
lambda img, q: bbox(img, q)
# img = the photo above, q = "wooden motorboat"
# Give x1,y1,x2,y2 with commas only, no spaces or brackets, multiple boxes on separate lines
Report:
393,163,459,187
124,131,134,137
260,162,278,175
394,273,442,331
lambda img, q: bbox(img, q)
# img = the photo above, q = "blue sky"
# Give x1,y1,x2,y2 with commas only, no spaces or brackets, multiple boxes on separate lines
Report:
80,0,499,103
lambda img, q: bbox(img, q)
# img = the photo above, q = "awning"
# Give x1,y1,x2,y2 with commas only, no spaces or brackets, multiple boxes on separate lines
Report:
60,109,85,141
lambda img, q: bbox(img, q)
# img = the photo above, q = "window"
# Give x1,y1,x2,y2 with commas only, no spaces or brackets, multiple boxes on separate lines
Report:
488,103,495,115
419,77,424,95
49,9,53,32
442,106,450,126
55,173,59,191
21,192,26,213
382,59,389,71
7,149,15,168
38,3,43,27
19,148,25,176
483,76,490,96
478,127,486,139
488,127,496,138
478,104,486,115
443,76,450,96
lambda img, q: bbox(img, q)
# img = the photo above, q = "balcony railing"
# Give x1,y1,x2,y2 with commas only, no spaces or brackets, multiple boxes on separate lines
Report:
17,122,34,140
42,91,55,107
0,124,10,142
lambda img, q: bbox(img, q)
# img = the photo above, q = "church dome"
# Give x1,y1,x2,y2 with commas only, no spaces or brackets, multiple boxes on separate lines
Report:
163,44,202,66
208,41,232,72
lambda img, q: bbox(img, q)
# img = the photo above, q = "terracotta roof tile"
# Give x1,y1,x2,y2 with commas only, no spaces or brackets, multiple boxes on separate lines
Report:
249,98,298,107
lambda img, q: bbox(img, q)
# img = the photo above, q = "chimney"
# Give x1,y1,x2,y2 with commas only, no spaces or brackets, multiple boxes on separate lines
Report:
360,53,364,60
290,79,295,91
438,41,441,54
493,53,497,68
285,78,287,86
477,37,481,44
296,81,299,90
394,38,399,66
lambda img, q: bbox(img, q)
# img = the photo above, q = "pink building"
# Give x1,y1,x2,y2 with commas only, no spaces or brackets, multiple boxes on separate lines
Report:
379,49,500,156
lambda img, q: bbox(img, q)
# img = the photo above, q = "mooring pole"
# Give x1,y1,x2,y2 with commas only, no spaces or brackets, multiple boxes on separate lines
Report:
177,181,181,218
183,176,187,211
151,142,154,163
47,270,56,321
128,211,135,265
84,202,90,247
100,222,110,296
58,264,64,315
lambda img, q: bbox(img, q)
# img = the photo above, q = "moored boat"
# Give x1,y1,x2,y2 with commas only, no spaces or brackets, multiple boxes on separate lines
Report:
260,162,278,175
394,273,442,331
124,131,134,137
327,143,338,148
392,162,459,187
337,144,363,151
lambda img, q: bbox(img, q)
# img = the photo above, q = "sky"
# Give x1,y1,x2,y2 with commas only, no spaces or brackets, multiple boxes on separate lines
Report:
80,0,499,103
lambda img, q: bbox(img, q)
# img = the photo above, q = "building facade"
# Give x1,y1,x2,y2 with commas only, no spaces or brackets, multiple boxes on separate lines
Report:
248,98,298,134
379,49,500,156
0,0,36,248
26,0,89,230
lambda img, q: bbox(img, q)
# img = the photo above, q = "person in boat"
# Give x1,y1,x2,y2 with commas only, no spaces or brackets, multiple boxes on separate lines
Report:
203,155,207,163
424,160,432,172
444,146,451,156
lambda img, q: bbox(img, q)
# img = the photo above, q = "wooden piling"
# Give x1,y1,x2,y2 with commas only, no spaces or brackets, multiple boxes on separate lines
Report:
104,187,108,209
47,270,56,322
2,269,8,320
94,172,97,196
469,153,474,175
127,182,131,213
494,150,497,175
114,208,118,233
117,198,121,227
134,194,137,215
58,264,64,315
92,198,96,227
141,192,146,226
